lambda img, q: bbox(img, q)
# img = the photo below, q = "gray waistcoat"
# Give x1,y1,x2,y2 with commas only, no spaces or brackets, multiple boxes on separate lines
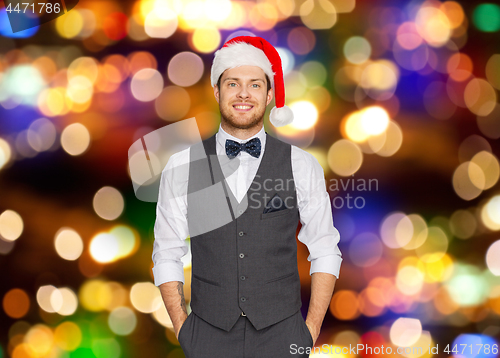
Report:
186,132,301,332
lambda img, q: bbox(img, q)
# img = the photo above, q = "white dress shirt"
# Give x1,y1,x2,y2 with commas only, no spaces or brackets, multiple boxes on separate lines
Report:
152,124,342,286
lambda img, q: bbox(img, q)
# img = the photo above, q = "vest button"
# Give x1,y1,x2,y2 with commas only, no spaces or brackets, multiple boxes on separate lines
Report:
239,253,245,258
239,231,244,236
240,297,246,302
238,210,243,214
240,276,246,280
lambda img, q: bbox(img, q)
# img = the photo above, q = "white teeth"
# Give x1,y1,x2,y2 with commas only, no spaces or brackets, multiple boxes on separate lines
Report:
234,105,252,109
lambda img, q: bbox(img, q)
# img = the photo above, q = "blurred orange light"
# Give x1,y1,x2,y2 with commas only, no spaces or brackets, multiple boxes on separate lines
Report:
440,1,465,29
3,288,30,319
103,12,129,41
249,3,278,31
128,51,158,75
447,53,473,82
330,290,360,320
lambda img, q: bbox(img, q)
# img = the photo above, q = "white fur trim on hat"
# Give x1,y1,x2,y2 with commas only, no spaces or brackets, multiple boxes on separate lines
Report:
211,42,275,88
270,105,294,127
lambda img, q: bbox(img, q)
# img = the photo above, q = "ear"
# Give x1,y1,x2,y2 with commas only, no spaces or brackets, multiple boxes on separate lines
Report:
213,85,220,104
266,87,273,106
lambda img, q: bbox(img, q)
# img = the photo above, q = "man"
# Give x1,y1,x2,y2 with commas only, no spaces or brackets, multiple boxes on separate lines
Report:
152,36,342,357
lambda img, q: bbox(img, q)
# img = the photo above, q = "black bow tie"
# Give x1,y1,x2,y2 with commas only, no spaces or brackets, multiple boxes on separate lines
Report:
225,138,261,159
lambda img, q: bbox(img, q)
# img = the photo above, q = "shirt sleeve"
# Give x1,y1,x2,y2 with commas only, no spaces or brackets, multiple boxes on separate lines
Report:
152,148,191,286
291,145,343,279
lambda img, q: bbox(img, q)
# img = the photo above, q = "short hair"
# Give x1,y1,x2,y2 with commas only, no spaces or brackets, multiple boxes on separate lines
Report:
217,72,272,93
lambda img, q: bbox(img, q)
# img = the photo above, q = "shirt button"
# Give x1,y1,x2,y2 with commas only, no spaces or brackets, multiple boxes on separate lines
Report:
239,253,245,258
240,297,246,302
240,276,246,280
239,231,244,236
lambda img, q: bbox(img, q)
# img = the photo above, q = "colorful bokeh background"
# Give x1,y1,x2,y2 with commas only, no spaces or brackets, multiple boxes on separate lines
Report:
1,0,500,357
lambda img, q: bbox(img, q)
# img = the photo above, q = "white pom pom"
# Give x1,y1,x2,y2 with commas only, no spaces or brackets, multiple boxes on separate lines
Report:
269,105,294,127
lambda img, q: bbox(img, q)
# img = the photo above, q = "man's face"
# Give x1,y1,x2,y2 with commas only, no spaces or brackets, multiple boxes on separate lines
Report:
214,65,273,130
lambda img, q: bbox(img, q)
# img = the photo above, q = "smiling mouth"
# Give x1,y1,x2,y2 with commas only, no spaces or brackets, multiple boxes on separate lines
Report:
233,104,254,112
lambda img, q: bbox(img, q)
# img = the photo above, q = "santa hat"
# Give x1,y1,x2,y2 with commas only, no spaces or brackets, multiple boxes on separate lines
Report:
211,36,294,127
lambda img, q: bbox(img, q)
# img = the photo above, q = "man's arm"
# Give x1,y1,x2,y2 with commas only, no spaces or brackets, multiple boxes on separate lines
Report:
305,272,336,345
159,281,188,339
152,150,191,338
291,146,342,345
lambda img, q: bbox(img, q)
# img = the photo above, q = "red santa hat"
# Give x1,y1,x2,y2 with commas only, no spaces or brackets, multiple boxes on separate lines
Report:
210,36,294,127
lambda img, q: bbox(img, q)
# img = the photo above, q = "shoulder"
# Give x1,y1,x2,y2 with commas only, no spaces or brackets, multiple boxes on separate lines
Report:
164,146,190,171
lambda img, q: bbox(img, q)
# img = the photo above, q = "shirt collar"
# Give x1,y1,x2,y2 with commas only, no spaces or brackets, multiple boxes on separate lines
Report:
216,123,266,157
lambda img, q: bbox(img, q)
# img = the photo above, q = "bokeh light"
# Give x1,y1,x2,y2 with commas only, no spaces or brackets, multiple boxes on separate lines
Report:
93,186,124,221
0,138,12,170
167,52,204,87
486,240,500,276
329,290,360,320
130,68,164,102
130,282,162,313
300,0,337,30
0,210,23,242
446,265,489,306
91,337,121,358
24,324,54,357
108,307,137,335
473,3,500,32
327,139,363,176
53,287,79,316
453,162,484,200
485,54,500,90
464,78,497,116
61,123,91,156
54,228,84,261
27,118,57,152
90,233,119,263
288,101,318,130
415,5,452,47
54,321,82,351
155,86,191,122
287,27,316,55
145,10,178,39
2,289,30,319
191,26,221,53
390,318,422,347
79,280,112,312
481,196,500,231
37,285,59,313
396,264,425,296
344,36,371,64
449,210,476,239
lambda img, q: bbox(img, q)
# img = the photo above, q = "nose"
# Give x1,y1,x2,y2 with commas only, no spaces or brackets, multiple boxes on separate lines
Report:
237,85,250,99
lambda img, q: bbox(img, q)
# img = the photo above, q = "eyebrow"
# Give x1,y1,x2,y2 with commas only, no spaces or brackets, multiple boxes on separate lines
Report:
223,77,265,83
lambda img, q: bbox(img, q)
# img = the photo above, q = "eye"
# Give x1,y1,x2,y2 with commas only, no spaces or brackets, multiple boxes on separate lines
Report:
252,84,260,88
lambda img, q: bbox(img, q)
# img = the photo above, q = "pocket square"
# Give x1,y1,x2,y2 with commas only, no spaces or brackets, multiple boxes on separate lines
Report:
263,193,287,214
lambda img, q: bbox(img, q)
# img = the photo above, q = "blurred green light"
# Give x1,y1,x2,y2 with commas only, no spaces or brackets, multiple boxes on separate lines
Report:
91,338,121,358
473,3,500,32
0,343,3,358
70,347,97,358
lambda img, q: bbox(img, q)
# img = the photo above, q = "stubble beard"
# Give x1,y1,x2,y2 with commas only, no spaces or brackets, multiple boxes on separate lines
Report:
219,100,266,130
